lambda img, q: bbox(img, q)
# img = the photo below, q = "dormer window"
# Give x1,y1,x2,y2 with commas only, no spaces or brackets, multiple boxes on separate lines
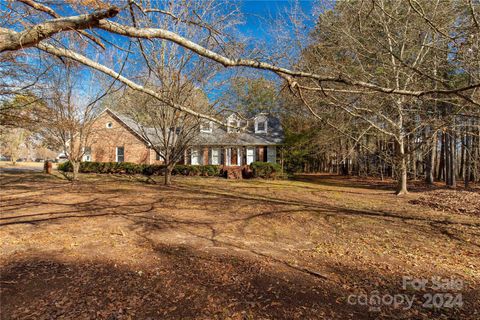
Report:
227,114,241,133
255,115,268,133
200,120,212,133
257,121,265,131
106,122,113,128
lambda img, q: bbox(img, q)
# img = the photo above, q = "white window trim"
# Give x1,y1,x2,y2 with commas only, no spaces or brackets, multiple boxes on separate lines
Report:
116,146,124,162
255,117,268,133
191,148,201,165
200,121,213,133
211,148,220,165
225,148,231,166
246,147,255,165
227,114,241,133
237,148,241,166
106,122,113,128
227,120,240,133
82,147,92,162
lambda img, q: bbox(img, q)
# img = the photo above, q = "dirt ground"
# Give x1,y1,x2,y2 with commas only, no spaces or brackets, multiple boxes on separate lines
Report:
0,172,479,319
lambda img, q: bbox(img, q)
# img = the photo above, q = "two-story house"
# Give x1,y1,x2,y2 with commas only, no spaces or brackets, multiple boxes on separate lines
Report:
83,109,284,166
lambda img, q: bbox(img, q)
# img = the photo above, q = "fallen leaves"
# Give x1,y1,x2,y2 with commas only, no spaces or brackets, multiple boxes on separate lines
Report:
410,189,480,215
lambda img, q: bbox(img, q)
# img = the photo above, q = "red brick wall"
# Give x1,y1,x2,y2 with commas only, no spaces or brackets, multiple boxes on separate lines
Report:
203,147,209,165
87,111,162,164
149,149,164,165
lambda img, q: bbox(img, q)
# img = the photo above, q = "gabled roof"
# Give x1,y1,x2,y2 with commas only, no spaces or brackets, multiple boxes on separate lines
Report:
96,108,284,147
96,108,151,145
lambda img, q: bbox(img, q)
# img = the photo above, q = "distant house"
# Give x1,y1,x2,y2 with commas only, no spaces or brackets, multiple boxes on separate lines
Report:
83,109,284,166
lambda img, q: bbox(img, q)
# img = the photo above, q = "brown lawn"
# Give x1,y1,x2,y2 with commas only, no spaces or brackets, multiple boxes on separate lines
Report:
0,172,479,319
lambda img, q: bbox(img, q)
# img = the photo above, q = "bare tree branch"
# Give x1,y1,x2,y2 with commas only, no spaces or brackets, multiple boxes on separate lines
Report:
34,42,225,126
0,7,119,52
17,0,106,49
97,20,480,98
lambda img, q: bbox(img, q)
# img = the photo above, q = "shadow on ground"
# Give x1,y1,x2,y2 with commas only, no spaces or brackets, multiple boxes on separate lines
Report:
1,248,477,320
1,172,479,319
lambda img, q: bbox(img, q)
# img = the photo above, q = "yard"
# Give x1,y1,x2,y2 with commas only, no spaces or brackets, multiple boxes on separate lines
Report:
0,172,479,319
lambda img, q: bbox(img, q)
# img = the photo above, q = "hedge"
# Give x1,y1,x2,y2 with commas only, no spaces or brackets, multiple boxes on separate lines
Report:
57,161,222,177
250,161,282,179
58,161,282,179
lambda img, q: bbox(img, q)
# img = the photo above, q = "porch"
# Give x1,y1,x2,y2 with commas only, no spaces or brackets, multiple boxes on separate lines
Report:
184,146,277,166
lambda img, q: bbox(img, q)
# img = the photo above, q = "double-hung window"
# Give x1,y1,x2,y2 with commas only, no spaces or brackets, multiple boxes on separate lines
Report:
191,148,201,165
211,148,220,165
246,147,255,164
116,147,124,162
83,147,92,162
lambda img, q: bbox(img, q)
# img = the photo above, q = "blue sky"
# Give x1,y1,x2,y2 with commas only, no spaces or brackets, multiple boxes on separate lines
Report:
2,0,321,106
239,1,316,40
201,1,317,102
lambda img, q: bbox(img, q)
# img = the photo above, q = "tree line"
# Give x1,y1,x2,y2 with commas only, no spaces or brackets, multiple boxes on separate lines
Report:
278,0,480,193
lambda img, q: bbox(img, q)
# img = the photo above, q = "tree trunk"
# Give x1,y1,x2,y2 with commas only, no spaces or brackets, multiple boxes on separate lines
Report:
450,128,456,188
396,138,408,195
445,131,451,185
438,131,445,181
71,160,80,181
425,130,437,185
460,128,465,179
164,165,173,185
465,126,471,188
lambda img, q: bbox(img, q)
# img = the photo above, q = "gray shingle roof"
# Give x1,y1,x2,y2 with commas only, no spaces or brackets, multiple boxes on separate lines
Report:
192,116,284,146
105,109,284,147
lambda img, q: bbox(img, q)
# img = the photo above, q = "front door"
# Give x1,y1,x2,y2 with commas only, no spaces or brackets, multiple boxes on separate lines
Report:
231,148,238,165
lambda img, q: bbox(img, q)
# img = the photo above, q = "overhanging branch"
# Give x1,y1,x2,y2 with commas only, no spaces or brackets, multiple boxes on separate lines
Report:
35,42,224,126
0,7,119,52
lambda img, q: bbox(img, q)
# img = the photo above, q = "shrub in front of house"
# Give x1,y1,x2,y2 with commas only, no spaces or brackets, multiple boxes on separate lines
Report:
57,161,72,172
199,165,221,176
250,161,282,179
58,161,145,174
58,161,282,179
58,161,223,177
141,164,165,176
171,165,220,176
172,164,196,176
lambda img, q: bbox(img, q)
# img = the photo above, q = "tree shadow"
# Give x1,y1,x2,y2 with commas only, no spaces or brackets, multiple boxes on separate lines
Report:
1,172,479,319
293,174,397,191
171,184,480,228
1,247,478,319
293,174,480,194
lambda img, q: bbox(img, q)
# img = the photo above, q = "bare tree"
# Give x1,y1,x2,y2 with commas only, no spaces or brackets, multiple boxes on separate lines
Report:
111,0,230,185
0,126,28,164
118,86,211,185
39,63,101,180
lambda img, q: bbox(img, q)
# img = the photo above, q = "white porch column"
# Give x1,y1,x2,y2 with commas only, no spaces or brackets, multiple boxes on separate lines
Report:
237,148,241,165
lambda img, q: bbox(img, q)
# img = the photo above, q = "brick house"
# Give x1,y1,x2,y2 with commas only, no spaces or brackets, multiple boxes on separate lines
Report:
83,109,284,166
